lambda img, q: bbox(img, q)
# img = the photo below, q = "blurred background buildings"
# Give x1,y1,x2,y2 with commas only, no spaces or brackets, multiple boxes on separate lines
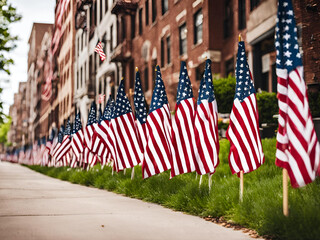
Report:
7,0,320,148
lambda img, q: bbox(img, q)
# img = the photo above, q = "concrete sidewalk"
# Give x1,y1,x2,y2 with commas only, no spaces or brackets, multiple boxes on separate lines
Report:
0,161,256,240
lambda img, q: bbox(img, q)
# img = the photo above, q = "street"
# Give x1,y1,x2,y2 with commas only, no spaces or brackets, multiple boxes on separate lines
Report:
0,161,256,240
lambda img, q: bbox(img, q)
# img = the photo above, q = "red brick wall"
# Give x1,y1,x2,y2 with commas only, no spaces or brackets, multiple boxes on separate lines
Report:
294,0,320,90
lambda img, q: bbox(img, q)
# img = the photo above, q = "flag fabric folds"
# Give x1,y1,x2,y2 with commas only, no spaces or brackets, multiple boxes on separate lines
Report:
226,41,264,175
71,112,84,159
52,126,64,164
133,69,148,150
54,119,72,165
91,97,115,167
84,101,98,167
170,61,197,178
275,0,320,188
194,59,220,175
95,41,106,62
142,66,173,179
109,79,142,171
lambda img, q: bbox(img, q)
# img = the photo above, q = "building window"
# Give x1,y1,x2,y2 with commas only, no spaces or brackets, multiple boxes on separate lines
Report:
162,0,168,15
238,0,246,30
166,36,171,64
110,24,113,51
105,0,108,13
224,0,233,38
179,23,187,56
84,61,87,87
144,67,149,92
81,32,84,51
194,9,203,45
139,8,143,35
145,0,149,25
152,0,157,23
77,37,80,56
250,0,261,11
100,0,103,21
131,14,136,39
77,71,79,89
225,57,234,77
80,67,83,89
161,38,164,67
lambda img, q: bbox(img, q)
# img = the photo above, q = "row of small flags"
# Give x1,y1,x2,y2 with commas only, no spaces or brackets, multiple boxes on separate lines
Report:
4,0,319,189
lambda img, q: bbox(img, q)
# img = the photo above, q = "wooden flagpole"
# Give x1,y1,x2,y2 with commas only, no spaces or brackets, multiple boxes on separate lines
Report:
283,169,289,216
208,174,213,192
240,170,244,202
131,167,135,180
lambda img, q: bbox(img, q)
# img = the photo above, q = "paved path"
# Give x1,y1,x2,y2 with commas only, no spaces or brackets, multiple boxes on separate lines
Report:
0,161,256,240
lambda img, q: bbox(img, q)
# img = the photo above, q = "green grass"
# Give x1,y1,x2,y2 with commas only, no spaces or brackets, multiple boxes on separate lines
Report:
27,138,320,240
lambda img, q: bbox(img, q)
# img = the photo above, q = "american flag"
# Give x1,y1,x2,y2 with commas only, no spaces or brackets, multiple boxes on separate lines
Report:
133,69,148,150
226,41,264,175
52,0,70,54
52,126,64,164
71,112,84,160
194,59,220,175
54,120,72,165
95,41,106,62
91,97,115,167
275,0,320,188
142,66,172,179
109,79,142,171
170,61,197,178
39,137,47,166
84,102,98,167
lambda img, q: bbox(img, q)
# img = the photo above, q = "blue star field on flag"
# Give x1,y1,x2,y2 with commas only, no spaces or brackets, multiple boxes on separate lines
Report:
113,79,132,119
64,119,72,136
149,66,169,113
235,42,255,102
58,126,65,143
87,101,97,126
134,70,147,124
197,59,216,104
103,97,115,121
177,61,193,104
72,112,82,134
275,0,302,73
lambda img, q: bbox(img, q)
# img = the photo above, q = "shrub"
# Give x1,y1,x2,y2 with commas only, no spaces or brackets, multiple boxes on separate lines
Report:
256,91,278,124
213,76,236,113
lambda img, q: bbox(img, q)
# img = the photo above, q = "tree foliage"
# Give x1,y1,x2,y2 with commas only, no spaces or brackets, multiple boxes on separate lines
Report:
0,0,21,75
0,0,21,125
0,115,11,144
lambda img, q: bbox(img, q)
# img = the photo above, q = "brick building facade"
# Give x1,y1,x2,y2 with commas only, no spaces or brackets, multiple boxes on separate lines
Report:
7,82,28,147
111,0,320,109
7,0,320,148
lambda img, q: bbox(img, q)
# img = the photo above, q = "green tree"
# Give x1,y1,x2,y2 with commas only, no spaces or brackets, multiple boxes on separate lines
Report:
0,0,21,74
0,115,11,144
0,0,21,124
